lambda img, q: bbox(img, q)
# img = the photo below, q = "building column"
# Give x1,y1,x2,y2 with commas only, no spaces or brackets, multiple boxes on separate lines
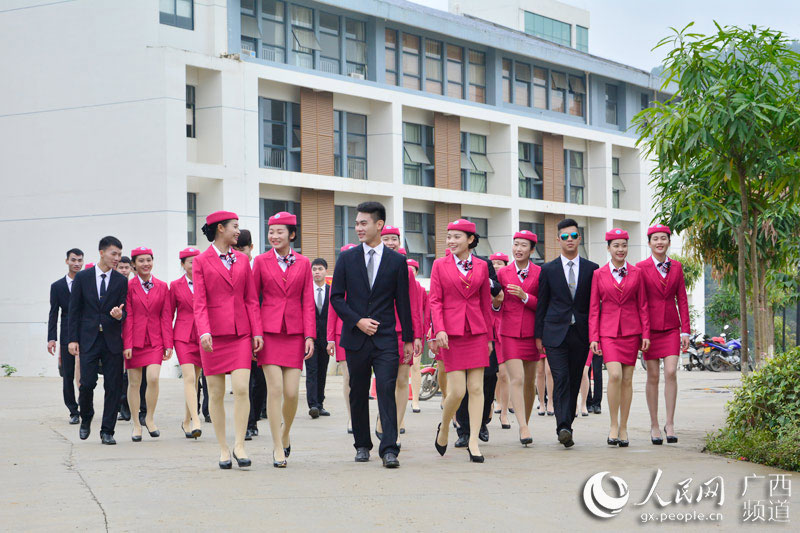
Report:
434,202,462,258
300,189,336,269
542,132,565,202
300,88,334,175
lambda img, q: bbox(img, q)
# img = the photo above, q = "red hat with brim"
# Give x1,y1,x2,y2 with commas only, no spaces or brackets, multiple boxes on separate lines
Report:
131,246,153,258
647,224,672,237
490,252,509,262
84,262,95,270
447,219,477,233
268,211,297,226
179,247,200,259
407,259,419,269
381,225,401,236
340,243,358,252
206,210,238,226
398,247,407,256
513,230,538,244
605,228,629,241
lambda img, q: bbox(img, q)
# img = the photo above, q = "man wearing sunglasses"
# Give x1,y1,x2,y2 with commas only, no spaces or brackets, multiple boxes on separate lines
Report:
535,219,598,448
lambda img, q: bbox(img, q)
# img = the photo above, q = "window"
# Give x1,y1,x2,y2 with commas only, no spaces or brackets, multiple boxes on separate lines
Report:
468,50,486,103
461,133,492,193
605,84,618,125
345,19,367,77
334,111,367,179
385,29,398,85
424,40,443,95
641,93,650,111
259,97,299,170
261,0,286,62
518,142,543,199
318,12,340,74
568,75,585,117
519,221,545,264
335,205,358,255
403,123,434,187
187,192,197,245
186,85,195,138
612,157,625,208
551,71,567,113
578,226,588,258
533,67,547,109
402,34,421,90
160,0,193,30
565,150,585,204
291,5,319,69
261,199,301,253
463,217,491,257
404,211,436,276
576,26,588,53
524,12,571,47
502,59,512,103
514,62,531,107
446,44,463,99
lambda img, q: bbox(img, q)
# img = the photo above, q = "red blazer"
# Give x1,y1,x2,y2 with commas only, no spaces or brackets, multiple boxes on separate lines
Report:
123,277,173,351
327,298,342,342
394,267,422,338
635,257,691,334
170,275,198,343
589,263,650,342
429,254,493,338
192,246,261,338
418,282,428,338
497,262,541,339
253,250,315,338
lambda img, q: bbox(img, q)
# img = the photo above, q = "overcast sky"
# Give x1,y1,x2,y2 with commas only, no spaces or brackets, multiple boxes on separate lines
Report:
409,0,800,71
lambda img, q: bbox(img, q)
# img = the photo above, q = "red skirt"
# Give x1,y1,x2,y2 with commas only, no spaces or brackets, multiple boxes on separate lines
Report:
440,333,490,373
644,328,681,360
498,335,541,362
260,332,306,369
175,340,202,367
201,334,252,376
126,344,163,369
600,335,640,366
334,335,346,362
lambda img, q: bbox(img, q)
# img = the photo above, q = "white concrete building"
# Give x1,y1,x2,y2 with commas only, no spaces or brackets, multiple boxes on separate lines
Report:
0,0,702,376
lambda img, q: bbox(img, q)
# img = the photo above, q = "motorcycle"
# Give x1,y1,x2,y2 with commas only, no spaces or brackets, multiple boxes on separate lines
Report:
682,332,707,371
703,325,752,371
419,361,439,401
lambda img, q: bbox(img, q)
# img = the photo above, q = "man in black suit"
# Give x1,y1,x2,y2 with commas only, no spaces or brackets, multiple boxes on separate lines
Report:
48,248,84,424
306,257,331,418
68,236,127,445
330,202,414,468
535,219,598,448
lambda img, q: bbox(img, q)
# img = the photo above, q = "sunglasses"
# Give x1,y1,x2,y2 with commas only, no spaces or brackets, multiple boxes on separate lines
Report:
560,232,580,241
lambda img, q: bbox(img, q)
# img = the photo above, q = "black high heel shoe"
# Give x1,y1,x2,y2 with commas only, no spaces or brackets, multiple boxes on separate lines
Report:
500,416,511,430
520,436,533,447
219,451,232,470
131,429,142,443
664,425,678,443
435,423,447,456
618,431,630,447
143,420,160,438
467,445,485,463
651,429,663,445
232,450,251,468
273,451,287,468
284,445,291,458
607,432,619,446
181,423,192,439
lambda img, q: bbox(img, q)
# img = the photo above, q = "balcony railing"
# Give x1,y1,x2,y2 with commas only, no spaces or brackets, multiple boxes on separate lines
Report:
263,147,286,170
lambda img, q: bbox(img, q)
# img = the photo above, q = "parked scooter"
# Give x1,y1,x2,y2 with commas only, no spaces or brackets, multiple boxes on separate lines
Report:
704,325,751,371
419,361,439,401
682,332,707,371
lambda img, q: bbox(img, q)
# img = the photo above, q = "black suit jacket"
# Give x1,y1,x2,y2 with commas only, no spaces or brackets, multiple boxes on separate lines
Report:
535,256,598,347
330,244,413,352
48,277,71,343
313,284,329,346
474,254,502,298
68,267,128,354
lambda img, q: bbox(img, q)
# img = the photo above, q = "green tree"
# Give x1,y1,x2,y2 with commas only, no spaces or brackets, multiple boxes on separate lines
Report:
634,23,800,372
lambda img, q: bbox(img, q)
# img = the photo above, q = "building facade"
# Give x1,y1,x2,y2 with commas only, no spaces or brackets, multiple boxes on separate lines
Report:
0,0,703,376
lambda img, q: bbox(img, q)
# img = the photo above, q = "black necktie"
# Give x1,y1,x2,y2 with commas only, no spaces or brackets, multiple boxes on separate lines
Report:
100,273,107,300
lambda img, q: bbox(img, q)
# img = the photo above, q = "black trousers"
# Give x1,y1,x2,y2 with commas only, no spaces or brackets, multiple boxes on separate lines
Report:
305,342,330,409
120,367,147,414
346,337,399,458
456,351,499,438
78,334,123,435
248,360,267,429
60,344,79,416
587,353,603,408
197,370,209,417
545,325,589,436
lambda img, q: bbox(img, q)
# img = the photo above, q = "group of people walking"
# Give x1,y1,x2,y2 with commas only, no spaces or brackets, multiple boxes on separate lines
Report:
48,201,690,469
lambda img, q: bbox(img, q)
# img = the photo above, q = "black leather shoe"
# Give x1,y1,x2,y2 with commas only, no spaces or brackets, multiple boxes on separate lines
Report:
435,423,447,456
618,439,630,447
347,427,353,434
412,408,421,413
382,452,400,468
131,429,142,442
664,426,678,443
79,423,91,440
100,433,116,445
273,451,287,468
319,408,330,416
467,445,485,463
259,409,267,419
284,446,291,458
594,406,602,415
607,437,620,446
546,411,554,416
454,434,468,448
245,428,254,441
251,427,258,437
309,407,320,419
355,447,370,462
119,405,131,421
117,412,124,421
219,456,232,470
143,421,160,438
399,428,405,435
478,426,489,442
558,428,574,448
69,414,80,425
651,429,663,445
233,450,251,468
204,414,212,423
182,423,193,439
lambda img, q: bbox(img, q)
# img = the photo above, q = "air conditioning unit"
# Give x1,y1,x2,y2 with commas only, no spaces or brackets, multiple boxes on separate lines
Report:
245,50,256,58
348,72,365,80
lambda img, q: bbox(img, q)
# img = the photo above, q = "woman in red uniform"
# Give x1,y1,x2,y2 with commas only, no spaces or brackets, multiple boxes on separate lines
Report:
327,243,357,434
496,231,542,446
193,211,263,469
122,247,173,441
636,224,690,444
431,219,493,462
253,211,315,467
589,229,650,447
489,252,511,429
376,226,422,440
170,247,203,439
407,259,426,414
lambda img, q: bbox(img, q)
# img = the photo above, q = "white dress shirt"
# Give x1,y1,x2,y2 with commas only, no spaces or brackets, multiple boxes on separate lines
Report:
314,283,326,312
274,248,292,272
560,254,580,285
609,262,629,284
363,242,385,278
138,275,152,294
65,274,74,293
514,260,530,303
95,264,113,298
453,252,473,276
185,275,194,294
652,255,670,279
212,243,233,270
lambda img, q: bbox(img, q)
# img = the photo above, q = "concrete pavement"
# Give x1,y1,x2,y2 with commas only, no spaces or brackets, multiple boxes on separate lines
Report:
0,368,796,532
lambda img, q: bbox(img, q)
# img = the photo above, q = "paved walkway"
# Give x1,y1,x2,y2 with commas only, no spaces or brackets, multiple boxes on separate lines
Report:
0,369,796,532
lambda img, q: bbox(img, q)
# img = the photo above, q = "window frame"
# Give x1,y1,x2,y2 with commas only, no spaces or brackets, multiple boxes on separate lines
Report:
576,25,588,53
258,97,299,171
186,84,196,138
403,211,436,277
187,192,197,245
461,132,491,193
565,149,585,205
160,0,194,30
605,83,619,125
261,198,301,253
334,110,368,180
403,122,435,187
467,49,486,103
518,142,543,200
